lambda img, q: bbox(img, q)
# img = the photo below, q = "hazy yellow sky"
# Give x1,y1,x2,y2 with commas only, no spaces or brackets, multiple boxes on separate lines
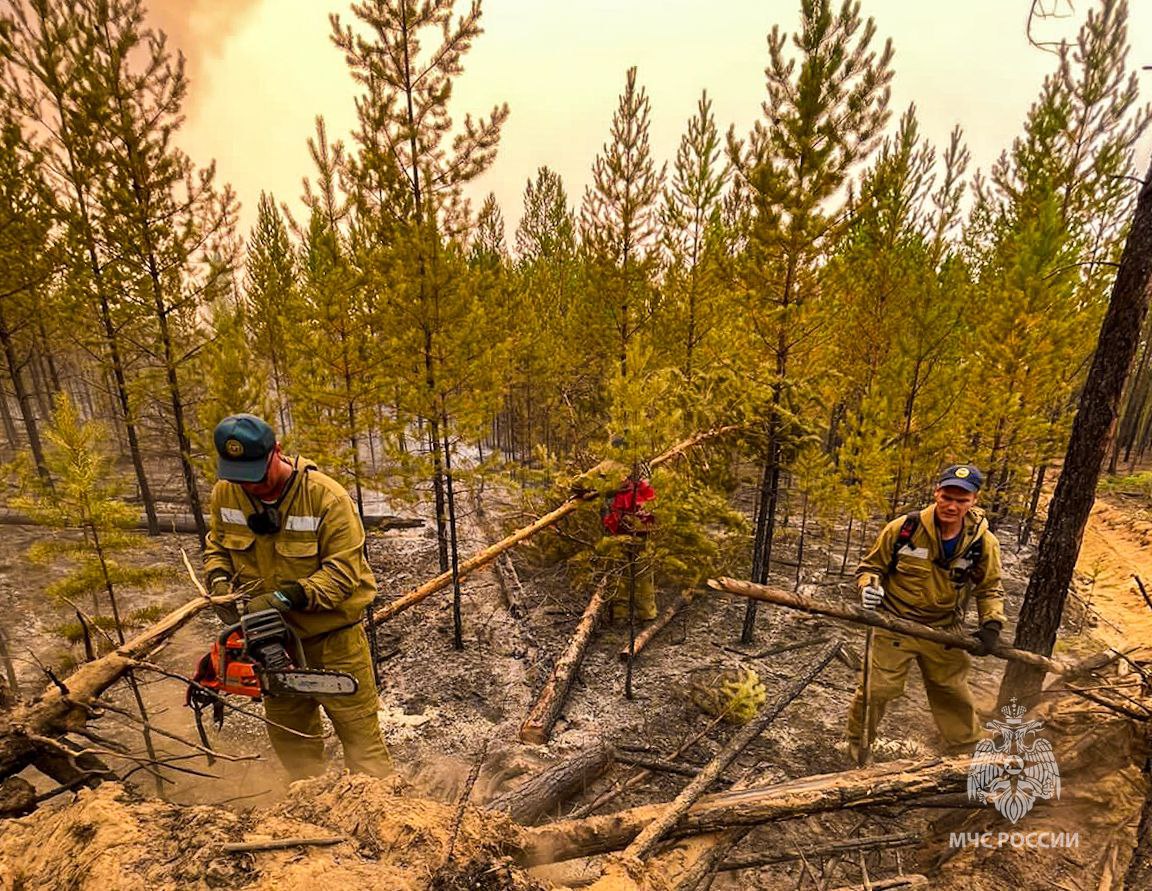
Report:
162,0,1152,242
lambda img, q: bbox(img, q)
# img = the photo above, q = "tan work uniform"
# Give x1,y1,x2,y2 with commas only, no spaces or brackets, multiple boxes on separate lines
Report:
203,457,392,780
846,505,1006,749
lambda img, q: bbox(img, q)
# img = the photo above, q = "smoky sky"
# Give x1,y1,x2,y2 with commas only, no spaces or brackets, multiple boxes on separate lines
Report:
145,0,262,104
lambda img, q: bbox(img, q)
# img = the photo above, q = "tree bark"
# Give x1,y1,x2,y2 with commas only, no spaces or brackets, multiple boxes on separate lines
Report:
709,577,1072,676
515,757,966,866
0,303,48,481
520,579,612,745
1001,161,1152,705
487,740,615,825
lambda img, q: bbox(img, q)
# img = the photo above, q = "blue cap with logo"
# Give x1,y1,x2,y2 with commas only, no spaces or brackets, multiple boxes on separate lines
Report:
938,464,983,493
213,414,276,483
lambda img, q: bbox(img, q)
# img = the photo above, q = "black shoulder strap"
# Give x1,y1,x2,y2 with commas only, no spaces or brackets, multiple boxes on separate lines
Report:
887,511,920,577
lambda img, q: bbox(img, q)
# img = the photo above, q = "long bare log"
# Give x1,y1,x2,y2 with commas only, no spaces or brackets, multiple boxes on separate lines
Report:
0,594,232,780
520,579,612,745
515,757,967,865
487,740,616,825
623,640,843,861
617,588,698,662
374,426,742,624
716,832,920,873
827,877,928,891
710,578,1072,676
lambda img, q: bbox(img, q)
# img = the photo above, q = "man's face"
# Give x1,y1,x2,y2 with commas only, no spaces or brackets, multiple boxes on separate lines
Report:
238,447,286,500
933,485,977,526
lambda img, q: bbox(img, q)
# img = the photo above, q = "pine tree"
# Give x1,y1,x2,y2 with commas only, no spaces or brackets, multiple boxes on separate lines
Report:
729,0,893,641
12,393,165,633
659,91,728,385
284,121,383,516
12,391,168,793
244,192,299,435
821,109,972,520
2,0,161,533
510,167,583,455
332,0,509,575
88,0,238,547
580,66,665,379
471,192,507,264
0,99,56,482
964,0,1149,528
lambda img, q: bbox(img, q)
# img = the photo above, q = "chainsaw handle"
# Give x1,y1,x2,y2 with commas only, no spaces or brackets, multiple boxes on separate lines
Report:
217,621,243,647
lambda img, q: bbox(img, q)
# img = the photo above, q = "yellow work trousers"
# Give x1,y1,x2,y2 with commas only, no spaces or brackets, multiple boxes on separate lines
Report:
846,629,982,749
611,565,656,621
263,622,393,780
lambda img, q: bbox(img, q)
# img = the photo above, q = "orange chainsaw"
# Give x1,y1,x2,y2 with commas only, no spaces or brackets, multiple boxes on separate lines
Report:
185,609,358,746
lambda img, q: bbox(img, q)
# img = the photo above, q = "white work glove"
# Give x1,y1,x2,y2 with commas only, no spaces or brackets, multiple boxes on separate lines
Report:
861,583,885,610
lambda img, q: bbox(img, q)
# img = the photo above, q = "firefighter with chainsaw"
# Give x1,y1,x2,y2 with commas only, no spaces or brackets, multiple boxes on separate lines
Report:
201,413,392,780
846,464,1006,760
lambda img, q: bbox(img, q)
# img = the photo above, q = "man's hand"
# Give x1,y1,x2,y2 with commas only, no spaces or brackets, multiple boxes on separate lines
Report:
245,583,306,615
860,583,885,610
244,591,292,614
972,621,1002,656
207,572,239,624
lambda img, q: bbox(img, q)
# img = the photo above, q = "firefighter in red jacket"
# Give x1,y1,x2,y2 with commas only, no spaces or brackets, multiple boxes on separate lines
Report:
570,452,660,620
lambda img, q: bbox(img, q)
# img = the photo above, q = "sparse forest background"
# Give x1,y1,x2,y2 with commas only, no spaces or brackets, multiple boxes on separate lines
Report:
0,0,1150,604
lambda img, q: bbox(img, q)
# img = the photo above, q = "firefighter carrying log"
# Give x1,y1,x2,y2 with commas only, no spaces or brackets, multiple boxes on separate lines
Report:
846,464,1006,761
203,414,392,780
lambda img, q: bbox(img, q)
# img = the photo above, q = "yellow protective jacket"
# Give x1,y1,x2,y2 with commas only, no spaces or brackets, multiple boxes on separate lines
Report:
855,505,1006,630
203,456,377,640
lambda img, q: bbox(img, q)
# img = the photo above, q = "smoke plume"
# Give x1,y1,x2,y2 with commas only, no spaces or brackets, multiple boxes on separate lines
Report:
145,0,263,105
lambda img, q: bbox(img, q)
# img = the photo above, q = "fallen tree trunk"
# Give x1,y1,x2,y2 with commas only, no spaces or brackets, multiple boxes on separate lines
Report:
487,740,615,825
710,578,1072,676
0,594,230,780
615,752,703,779
717,831,920,873
520,579,612,745
827,877,927,891
617,588,698,662
623,639,844,860
373,426,742,625
515,757,967,865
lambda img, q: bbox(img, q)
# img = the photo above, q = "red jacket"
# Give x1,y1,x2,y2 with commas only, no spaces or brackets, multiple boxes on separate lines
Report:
602,479,656,535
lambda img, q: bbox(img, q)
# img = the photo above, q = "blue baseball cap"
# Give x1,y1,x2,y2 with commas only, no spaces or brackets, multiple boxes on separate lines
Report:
938,464,983,493
213,414,276,483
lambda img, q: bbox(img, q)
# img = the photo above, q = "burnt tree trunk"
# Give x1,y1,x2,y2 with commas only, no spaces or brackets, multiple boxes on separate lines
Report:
515,757,967,866
486,740,615,825
0,303,48,481
1001,162,1152,706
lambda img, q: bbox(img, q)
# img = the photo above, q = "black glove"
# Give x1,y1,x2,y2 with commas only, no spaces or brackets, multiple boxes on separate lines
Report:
972,621,1002,656
244,582,307,615
275,581,308,609
207,571,231,599
207,572,240,625
244,591,292,614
